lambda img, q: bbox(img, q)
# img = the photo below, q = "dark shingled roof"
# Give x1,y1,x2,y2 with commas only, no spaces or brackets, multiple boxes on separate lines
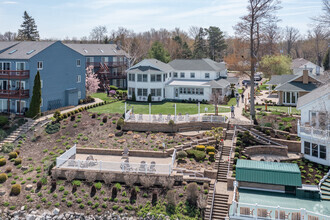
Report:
169,58,226,71
0,42,19,53
128,59,173,73
266,75,296,85
275,81,318,92
297,83,330,109
204,79,230,88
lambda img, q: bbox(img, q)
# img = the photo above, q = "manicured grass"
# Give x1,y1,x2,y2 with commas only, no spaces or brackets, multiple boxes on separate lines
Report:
237,89,243,94
256,105,300,115
227,98,237,106
90,93,115,102
88,101,231,115
258,84,270,90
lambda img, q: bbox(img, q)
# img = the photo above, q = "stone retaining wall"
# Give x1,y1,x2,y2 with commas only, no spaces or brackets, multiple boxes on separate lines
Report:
77,147,172,157
123,121,228,132
269,138,301,153
243,145,288,157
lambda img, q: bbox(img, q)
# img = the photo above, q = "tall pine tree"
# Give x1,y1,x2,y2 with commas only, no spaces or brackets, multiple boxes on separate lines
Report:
26,71,41,118
147,41,171,63
193,28,208,59
207,26,227,61
17,11,40,41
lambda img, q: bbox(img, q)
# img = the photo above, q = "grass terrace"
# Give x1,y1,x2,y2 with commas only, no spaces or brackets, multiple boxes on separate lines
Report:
88,101,231,115
255,105,301,115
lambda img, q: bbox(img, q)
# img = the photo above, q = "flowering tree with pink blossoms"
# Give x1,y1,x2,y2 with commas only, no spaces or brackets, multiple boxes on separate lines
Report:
85,65,100,95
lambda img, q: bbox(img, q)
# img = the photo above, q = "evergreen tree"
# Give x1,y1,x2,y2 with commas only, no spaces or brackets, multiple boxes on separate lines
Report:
207,26,227,61
147,41,170,63
323,48,329,71
182,42,192,59
193,28,208,59
17,11,40,41
26,71,41,118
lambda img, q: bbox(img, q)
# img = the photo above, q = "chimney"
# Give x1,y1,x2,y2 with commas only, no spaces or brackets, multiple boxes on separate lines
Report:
303,69,309,84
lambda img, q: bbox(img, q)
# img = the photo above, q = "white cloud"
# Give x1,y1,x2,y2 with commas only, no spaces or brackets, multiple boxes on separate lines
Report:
2,1,17,4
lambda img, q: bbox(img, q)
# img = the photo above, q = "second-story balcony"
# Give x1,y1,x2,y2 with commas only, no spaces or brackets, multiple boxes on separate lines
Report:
298,120,329,144
86,61,127,68
0,89,29,99
0,70,30,79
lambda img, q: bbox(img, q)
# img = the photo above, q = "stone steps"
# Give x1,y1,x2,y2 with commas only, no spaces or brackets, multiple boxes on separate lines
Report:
210,194,229,220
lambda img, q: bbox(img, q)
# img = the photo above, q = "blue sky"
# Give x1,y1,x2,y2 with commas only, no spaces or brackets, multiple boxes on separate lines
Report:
0,0,324,39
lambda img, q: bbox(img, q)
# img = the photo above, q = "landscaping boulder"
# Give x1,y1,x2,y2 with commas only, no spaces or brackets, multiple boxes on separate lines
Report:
21,166,28,171
52,208,60,215
25,184,33,191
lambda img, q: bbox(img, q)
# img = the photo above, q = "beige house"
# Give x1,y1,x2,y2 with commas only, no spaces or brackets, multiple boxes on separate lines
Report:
267,69,323,106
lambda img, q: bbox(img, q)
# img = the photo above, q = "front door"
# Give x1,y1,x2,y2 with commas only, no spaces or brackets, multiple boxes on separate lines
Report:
16,100,25,114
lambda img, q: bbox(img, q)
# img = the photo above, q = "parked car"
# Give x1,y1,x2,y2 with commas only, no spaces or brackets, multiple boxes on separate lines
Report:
254,73,262,81
242,79,259,86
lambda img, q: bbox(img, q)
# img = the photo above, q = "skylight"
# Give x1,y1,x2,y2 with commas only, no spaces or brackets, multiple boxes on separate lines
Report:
26,50,35,55
9,49,17,54
113,49,117,54
83,49,88,53
99,49,104,53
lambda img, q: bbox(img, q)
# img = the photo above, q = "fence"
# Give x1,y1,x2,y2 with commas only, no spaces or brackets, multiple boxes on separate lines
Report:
125,113,227,123
56,144,76,168
227,126,236,177
298,120,329,143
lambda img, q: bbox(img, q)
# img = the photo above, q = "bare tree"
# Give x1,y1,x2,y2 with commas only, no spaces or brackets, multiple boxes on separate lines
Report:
89,26,107,43
103,173,116,186
188,26,200,39
84,171,97,183
139,175,157,188
159,176,175,189
311,0,330,29
209,89,224,116
284,26,300,56
234,0,281,122
308,25,328,66
261,21,281,55
123,173,138,187
65,170,76,182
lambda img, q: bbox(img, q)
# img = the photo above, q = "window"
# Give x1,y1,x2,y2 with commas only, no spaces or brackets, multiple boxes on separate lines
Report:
128,88,134,96
151,89,156,96
137,88,148,96
128,74,135,82
78,91,81,99
163,74,166,81
77,75,81,83
169,72,171,77
137,74,142,82
156,74,161,82
320,145,326,159
86,57,94,64
205,73,210,78
151,89,161,96
0,62,10,70
312,143,318,157
310,112,317,126
137,88,142,96
101,57,108,63
143,74,148,82
190,72,195,78
173,72,178,78
16,62,25,71
37,61,43,70
76,59,81,67
180,72,185,78
304,141,310,155
151,75,155,82
179,88,183,94
200,88,204,95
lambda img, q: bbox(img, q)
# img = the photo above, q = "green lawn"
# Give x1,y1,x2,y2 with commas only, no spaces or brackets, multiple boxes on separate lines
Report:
88,101,231,115
91,93,115,102
237,89,243,94
256,105,300,115
259,84,270,90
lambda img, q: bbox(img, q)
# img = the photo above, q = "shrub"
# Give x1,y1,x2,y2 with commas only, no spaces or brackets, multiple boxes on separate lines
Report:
130,188,137,203
112,205,119,210
186,182,198,207
196,145,205,151
2,143,14,153
94,182,102,190
10,184,21,195
206,146,215,154
0,158,6,166
0,116,8,127
71,115,76,121
45,123,60,134
235,147,240,152
116,118,125,130
177,151,187,160
112,187,118,199
0,173,8,183
194,150,206,161
166,190,176,214
152,190,157,206
72,180,81,187
236,140,242,146
14,158,22,165
208,152,215,158
264,130,271,135
102,116,107,123
8,152,18,159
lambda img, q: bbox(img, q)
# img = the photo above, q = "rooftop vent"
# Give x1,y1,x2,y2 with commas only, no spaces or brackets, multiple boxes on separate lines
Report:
9,49,17,54
26,49,35,55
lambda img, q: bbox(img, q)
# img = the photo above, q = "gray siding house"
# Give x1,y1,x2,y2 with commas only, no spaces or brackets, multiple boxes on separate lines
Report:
0,41,86,114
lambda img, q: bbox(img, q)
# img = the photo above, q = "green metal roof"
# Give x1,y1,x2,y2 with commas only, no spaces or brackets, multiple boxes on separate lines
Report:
236,160,302,187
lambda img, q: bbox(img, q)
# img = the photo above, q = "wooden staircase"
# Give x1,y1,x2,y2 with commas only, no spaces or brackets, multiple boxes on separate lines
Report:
210,194,229,220
321,177,330,200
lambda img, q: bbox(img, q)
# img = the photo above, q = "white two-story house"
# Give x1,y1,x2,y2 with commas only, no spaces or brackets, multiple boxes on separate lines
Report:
127,58,232,102
291,58,324,76
297,83,329,166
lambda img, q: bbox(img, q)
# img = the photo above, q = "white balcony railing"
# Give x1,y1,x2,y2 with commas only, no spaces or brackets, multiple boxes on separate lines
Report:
298,120,329,143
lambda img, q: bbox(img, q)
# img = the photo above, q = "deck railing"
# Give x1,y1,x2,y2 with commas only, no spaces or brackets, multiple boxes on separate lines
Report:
0,89,29,98
0,70,29,79
56,144,76,168
298,120,329,142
